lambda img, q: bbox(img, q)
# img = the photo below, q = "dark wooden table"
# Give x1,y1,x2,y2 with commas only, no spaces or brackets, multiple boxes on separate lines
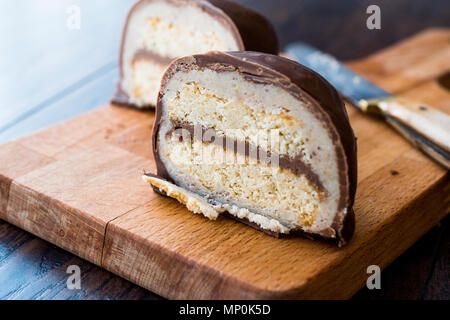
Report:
0,0,448,300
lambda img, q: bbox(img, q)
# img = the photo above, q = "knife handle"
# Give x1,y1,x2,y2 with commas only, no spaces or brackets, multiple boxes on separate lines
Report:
360,97,450,169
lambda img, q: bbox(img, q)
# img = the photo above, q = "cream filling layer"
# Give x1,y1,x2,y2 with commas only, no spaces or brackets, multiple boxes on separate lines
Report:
143,175,290,234
121,0,243,107
124,59,167,107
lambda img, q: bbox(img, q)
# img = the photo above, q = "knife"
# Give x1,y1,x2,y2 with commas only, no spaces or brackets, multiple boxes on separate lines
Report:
285,43,450,170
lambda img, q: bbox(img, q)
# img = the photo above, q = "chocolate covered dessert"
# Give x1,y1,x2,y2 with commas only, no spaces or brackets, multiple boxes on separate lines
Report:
112,0,279,109
144,51,357,246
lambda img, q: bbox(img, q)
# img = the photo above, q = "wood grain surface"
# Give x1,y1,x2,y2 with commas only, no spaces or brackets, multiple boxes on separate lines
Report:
0,29,448,299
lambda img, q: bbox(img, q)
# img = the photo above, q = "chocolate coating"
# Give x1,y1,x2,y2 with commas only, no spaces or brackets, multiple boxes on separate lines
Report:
153,51,357,246
111,0,279,108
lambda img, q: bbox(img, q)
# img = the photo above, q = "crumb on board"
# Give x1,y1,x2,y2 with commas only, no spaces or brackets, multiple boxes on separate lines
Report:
390,170,400,176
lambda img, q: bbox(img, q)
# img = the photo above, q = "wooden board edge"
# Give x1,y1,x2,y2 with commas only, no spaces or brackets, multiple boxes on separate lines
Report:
297,173,449,299
101,160,449,300
0,174,13,220
4,180,107,266
348,28,450,66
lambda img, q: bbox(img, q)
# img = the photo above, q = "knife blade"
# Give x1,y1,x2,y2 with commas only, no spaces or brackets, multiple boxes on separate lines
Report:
285,42,450,170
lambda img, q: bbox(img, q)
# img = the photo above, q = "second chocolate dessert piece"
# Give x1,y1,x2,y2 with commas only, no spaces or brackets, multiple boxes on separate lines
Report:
145,51,357,246
112,0,279,109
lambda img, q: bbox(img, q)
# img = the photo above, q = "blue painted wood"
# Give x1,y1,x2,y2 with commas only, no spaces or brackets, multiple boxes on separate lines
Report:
0,0,136,134
0,66,118,144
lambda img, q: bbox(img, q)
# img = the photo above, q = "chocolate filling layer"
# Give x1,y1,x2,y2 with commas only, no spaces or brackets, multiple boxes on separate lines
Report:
132,48,174,66
166,120,326,193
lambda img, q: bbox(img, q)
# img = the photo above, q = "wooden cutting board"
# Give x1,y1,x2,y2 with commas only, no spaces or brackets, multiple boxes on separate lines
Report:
0,29,449,299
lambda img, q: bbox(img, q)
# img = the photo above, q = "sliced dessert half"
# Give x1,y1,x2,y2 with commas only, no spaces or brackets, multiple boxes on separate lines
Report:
145,51,357,246
112,0,279,109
